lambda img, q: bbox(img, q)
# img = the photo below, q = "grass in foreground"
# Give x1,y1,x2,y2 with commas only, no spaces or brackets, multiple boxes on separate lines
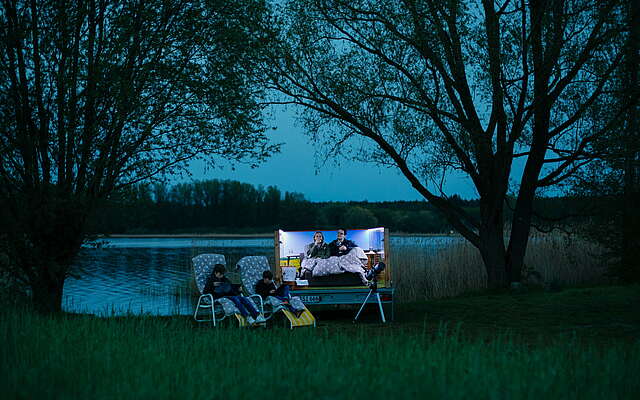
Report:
1,285,638,400
392,284,640,341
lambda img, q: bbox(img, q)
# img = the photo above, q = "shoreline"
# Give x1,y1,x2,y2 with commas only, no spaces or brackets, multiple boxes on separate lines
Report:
100,233,273,238
98,232,454,238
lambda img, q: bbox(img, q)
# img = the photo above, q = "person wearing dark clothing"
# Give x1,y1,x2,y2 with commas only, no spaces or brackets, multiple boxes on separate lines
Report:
203,264,265,325
329,228,357,257
203,269,239,298
254,271,304,317
255,277,289,299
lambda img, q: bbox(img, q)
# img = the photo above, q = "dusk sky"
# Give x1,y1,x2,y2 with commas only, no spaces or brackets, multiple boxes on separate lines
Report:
184,107,482,202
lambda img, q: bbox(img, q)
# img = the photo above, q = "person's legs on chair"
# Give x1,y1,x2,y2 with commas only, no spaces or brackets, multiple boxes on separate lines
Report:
273,291,304,317
228,296,249,315
228,296,260,325
235,296,261,320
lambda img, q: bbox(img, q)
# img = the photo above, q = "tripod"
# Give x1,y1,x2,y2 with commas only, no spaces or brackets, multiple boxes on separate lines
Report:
353,277,386,323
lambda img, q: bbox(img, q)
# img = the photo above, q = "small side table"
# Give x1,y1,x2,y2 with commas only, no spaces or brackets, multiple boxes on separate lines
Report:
364,250,379,269
284,253,301,266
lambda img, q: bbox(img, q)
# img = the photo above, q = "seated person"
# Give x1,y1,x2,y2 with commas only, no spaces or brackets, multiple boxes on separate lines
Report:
255,270,305,317
329,228,357,257
305,231,330,259
203,264,266,325
300,229,366,283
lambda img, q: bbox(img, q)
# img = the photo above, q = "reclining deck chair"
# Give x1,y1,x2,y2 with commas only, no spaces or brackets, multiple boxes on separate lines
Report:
237,256,315,329
193,253,260,327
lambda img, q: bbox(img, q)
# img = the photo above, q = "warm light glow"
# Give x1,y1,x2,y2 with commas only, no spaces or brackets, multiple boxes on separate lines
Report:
278,227,385,254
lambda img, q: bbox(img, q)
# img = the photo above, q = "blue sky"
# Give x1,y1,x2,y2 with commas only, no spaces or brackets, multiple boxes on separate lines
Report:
183,108,481,202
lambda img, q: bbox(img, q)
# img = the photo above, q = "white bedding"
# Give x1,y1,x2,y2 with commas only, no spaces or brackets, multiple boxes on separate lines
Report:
301,247,368,284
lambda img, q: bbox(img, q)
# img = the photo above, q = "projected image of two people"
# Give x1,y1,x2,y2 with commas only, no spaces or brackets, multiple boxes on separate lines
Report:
293,228,383,285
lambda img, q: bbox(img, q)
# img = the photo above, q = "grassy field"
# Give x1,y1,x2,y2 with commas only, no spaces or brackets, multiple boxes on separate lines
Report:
2,285,638,399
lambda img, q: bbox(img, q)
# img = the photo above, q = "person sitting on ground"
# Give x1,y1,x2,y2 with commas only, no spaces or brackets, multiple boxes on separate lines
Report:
329,228,357,257
305,231,330,259
203,264,266,325
255,270,305,317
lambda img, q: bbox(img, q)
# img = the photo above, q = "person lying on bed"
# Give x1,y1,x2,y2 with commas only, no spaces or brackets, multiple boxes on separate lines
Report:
329,228,357,257
305,231,330,259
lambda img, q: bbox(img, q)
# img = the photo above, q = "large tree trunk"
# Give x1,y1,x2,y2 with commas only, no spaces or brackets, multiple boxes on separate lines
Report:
478,192,508,288
25,232,84,314
506,152,546,284
478,226,508,288
4,186,88,313
30,267,66,313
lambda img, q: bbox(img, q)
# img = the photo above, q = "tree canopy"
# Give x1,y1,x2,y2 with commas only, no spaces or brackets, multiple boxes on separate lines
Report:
266,0,625,286
0,0,277,311
263,0,630,286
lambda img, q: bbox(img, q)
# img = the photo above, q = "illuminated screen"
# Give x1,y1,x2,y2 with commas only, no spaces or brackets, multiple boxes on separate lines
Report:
278,227,384,257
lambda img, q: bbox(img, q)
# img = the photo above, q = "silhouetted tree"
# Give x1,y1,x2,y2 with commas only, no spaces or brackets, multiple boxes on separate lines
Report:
0,0,277,312
570,0,640,281
265,0,628,287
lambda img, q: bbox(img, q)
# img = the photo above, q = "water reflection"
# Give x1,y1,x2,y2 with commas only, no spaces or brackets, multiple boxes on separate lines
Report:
95,237,272,248
64,241,274,316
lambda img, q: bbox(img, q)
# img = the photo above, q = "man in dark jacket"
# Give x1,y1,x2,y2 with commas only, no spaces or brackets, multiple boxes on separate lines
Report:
255,270,290,299
203,264,265,325
254,270,304,317
329,228,357,257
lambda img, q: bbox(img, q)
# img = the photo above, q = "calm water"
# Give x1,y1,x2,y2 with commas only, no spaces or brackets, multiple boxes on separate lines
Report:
63,236,455,316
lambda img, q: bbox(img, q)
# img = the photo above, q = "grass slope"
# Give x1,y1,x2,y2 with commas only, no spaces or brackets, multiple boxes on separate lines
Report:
1,285,638,399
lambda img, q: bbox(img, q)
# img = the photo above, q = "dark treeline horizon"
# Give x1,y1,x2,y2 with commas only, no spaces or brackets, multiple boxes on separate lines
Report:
87,179,598,235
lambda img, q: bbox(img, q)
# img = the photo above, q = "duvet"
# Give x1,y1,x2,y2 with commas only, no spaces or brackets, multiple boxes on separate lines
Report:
301,247,368,284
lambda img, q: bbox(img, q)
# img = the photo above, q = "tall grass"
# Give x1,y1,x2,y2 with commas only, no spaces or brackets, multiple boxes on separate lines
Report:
394,234,608,302
1,308,637,400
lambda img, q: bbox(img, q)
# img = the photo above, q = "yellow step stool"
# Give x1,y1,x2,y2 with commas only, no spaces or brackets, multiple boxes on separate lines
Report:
281,308,316,329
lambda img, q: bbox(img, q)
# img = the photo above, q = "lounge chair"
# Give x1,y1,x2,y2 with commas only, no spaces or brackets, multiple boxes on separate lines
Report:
192,253,253,327
237,256,315,329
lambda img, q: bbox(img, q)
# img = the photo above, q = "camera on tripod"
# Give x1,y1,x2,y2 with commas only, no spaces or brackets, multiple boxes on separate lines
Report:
354,261,387,323
366,261,386,286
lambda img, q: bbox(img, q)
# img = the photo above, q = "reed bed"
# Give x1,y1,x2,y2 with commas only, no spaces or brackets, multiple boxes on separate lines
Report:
523,234,608,286
1,307,637,400
393,234,608,302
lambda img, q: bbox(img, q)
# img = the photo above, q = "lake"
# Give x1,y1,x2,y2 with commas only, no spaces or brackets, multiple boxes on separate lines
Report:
63,235,456,316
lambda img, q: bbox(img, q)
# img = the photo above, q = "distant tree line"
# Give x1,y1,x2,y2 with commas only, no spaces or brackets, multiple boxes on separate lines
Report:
87,179,471,233
87,179,600,234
